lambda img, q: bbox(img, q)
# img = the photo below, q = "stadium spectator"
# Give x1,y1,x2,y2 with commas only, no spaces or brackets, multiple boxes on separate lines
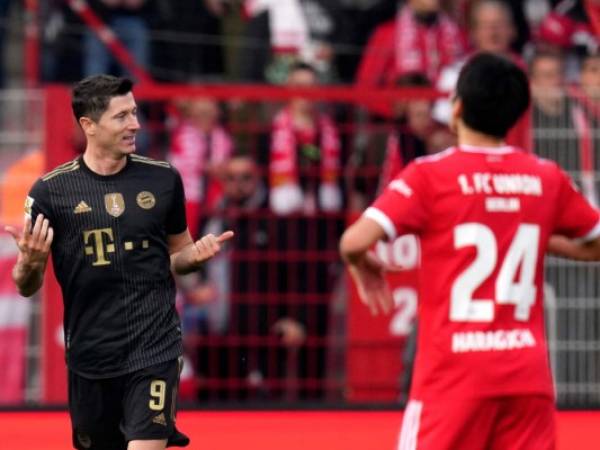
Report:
266,63,343,400
238,0,341,83
529,49,583,173
355,0,466,116
563,49,600,205
348,73,453,211
340,52,600,449
182,154,309,401
169,97,233,237
448,0,532,52
83,0,153,78
536,0,600,80
433,0,520,124
269,61,342,215
578,47,600,100
380,73,454,190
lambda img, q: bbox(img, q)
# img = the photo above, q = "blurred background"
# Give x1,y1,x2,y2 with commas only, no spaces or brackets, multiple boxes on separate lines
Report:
1,0,600,415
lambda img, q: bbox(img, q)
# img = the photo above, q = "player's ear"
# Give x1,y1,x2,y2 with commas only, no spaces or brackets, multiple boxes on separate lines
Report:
449,96,462,134
79,116,96,136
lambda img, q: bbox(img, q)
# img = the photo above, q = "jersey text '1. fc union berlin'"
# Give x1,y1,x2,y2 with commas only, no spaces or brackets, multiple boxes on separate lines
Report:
26,154,187,378
366,145,600,401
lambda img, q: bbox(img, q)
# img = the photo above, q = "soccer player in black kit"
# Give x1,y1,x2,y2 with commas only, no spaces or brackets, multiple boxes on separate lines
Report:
5,75,233,450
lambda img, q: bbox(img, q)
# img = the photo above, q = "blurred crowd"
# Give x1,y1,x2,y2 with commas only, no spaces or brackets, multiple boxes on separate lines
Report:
0,0,592,86
2,0,600,404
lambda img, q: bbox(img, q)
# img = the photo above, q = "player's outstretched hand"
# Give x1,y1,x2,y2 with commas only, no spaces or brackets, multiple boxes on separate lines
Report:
191,230,235,263
348,251,393,316
5,214,53,268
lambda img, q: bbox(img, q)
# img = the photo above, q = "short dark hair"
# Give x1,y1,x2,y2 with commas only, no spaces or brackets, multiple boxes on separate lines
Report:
456,52,530,138
72,75,134,122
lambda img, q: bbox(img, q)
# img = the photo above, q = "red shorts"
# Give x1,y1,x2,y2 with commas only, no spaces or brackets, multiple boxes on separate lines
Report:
397,395,556,450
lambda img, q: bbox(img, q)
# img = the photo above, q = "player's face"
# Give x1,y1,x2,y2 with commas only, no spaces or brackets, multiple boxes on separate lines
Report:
94,92,140,156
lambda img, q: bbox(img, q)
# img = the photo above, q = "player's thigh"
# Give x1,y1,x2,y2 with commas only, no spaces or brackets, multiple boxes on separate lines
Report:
398,398,498,450
491,395,556,450
121,357,183,443
128,439,167,450
68,370,127,450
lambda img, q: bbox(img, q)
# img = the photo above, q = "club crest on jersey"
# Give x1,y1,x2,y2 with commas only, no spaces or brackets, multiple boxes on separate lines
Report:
24,196,34,217
104,193,125,217
136,191,156,209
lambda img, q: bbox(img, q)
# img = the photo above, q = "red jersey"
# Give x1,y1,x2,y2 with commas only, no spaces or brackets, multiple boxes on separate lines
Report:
366,145,600,401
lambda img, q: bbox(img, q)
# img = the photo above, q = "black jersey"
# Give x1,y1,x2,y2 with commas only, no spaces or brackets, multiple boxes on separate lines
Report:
27,154,187,378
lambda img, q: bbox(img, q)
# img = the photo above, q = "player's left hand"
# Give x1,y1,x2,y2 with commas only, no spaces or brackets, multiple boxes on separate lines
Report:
190,230,235,264
348,251,393,316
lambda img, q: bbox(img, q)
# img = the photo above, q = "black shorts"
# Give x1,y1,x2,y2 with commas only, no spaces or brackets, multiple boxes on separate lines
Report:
68,357,189,450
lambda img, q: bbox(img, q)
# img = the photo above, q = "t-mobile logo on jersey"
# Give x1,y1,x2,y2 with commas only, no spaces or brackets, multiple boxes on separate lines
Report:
83,228,149,266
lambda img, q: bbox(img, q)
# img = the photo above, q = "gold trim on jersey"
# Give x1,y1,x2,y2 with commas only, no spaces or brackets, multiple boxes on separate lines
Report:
42,159,80,181
130,154,171,168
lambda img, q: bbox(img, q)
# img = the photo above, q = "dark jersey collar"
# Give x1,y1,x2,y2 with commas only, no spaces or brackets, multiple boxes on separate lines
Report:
79,154,132,181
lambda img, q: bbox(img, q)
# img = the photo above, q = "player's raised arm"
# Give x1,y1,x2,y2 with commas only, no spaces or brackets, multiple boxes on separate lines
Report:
168,228,235,275
5,213,54,297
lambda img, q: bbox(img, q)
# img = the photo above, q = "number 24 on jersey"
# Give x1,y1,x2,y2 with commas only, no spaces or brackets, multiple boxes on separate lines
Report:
451,223,539,323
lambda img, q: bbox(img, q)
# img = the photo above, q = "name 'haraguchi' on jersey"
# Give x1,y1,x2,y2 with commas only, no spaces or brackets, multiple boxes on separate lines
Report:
452,328,537,353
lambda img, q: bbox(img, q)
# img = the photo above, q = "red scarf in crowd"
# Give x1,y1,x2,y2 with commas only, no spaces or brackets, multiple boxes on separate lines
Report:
395,5,465,82
170,121,232,234
270,108,340,188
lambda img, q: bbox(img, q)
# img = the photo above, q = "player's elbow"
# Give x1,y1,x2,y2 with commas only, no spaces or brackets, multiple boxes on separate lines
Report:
339,228,366,264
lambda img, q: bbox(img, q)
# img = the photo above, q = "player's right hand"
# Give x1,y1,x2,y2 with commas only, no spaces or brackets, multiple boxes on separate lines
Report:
348,251,393,316
5,214,53,267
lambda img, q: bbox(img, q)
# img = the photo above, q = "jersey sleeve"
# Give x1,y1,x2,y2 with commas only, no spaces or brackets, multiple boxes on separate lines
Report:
554,168,600,241
165,168,188,235
26,178,53,223
364,161,430,240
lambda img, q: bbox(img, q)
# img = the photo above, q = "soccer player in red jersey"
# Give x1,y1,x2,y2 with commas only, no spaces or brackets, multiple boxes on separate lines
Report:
340,52,600,450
